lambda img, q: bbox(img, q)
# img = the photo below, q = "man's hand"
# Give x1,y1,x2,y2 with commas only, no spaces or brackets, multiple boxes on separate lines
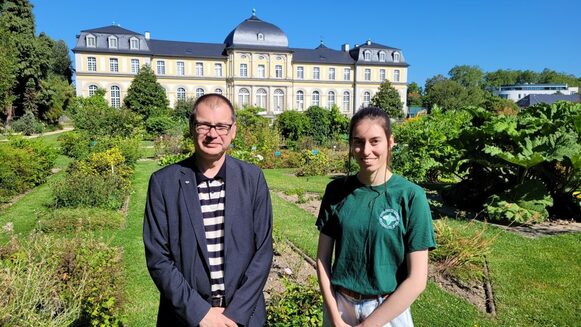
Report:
200,307,237,327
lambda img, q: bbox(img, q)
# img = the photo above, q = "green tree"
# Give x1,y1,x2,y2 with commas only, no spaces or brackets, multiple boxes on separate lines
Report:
37,75,75,124
305,106,331,145
423,79,467,110
407,82,423,106
276,110,310,141
328,104,349,139
370,80,403,119
49,39,72,83
449,65,484,89
0,27,17,124
484,69,519,88
123,64,169,119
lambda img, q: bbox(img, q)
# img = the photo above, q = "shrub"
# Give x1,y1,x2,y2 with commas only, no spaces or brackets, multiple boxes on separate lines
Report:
60,133,142,167
37,207,125,233
295,149,345,177
52,171,128,210
145,115,180,136
485,180,553,224
10,111,45,135
158,153,190,167
0,234,124,326
276,111,310,142
267,277,322,327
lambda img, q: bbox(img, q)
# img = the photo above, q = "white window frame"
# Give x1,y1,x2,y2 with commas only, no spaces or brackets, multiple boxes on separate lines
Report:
394,69,400,82
110,85,120,108
240,63,248,77
363,91,371,107
214,88,223,95
379,51,386,62
296,90,304,110
328,91,335,107
196,88,205,98
108,36,118,49
157,60,165,75
214,63,223,77
86,34,96,48
273,89,284,113
177,61,185,76
364,50,371,61
380,69,386,81
312,91,320,106
296,66,304,79
329,68,335,80
177,87,186,101
393,52,401,62
343,68,351,81
258,64,266,78
129,37,139,50
131,59,139,74
109,58,119,72
88,84,98,97
343,91,350,112
195,62,204,76
238,88,250,106
364,69,371,81
313,67,320,80
87,57,97,72
256,88,267,108
275,65,283,78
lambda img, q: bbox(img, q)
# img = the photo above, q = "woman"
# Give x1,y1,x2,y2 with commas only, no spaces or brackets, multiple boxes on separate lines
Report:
316,107,436,327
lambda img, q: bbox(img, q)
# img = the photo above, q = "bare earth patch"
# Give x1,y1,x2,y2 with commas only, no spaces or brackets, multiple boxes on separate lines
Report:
429,267,489,314
275,191,321,216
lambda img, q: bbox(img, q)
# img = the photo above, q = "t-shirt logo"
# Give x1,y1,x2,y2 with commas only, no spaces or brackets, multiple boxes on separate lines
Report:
378,209,400,230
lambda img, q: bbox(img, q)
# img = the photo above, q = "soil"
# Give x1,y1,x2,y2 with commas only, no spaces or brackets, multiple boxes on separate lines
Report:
429,267,488,313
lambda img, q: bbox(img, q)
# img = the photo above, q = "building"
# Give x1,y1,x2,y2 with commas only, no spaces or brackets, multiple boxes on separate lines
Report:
494,84,579,102
516,93,581,108
72,12,409,116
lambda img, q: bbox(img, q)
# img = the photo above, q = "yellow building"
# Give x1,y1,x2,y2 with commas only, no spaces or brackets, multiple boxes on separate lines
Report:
73,13,409,116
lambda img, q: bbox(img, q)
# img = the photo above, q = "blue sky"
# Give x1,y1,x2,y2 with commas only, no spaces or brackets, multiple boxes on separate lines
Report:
32,0,580,86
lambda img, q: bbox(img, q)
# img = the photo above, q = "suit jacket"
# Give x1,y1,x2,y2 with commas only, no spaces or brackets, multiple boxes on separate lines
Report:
143,155,273,326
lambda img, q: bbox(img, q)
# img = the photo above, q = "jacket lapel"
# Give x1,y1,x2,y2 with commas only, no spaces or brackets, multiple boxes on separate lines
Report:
223,157,237,292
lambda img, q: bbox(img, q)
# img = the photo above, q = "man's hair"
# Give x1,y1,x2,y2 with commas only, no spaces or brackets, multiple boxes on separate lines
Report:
189,94,236,133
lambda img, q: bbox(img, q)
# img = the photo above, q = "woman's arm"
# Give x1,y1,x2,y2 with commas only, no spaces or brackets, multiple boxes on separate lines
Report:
316,233,351,327
357,249,429,327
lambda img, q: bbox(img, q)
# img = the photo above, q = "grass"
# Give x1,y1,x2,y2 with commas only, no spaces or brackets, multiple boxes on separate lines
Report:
263,168,335,195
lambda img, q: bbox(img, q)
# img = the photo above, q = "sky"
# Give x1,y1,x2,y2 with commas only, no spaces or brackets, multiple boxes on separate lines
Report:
31,0,580,87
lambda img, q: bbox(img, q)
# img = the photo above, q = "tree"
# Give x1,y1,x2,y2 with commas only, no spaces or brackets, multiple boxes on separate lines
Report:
449,65,484,89
424,74,447,94
276,110,310,141
407,82,423,106
305,106,331,144
328,104,349,139
484,69,519,88
423,79,468,111
49,38,72,83
0,27,17,124
370,80,403,119
37,75,75,124
123,64,169,119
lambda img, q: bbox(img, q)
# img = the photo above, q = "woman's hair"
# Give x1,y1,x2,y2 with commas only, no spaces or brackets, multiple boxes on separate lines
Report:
347,107,393,175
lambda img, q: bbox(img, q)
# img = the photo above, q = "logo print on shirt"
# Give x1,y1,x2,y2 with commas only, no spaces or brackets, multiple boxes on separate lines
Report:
378,209,400,230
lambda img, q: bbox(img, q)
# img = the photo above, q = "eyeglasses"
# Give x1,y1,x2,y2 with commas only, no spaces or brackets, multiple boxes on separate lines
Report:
194,122,234,135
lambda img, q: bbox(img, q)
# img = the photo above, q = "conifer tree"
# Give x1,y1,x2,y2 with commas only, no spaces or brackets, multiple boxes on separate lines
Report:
371,80,403,119
123,64,169,119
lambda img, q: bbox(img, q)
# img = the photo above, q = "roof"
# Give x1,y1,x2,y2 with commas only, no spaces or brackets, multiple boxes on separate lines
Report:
81,25,140,35
224,14,288,48
148,40,226,59
291,44,354,64
354,41,400,51
516,94,581,107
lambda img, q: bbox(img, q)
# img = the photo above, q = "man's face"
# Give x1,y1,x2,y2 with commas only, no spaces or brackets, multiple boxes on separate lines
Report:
192,101,236,162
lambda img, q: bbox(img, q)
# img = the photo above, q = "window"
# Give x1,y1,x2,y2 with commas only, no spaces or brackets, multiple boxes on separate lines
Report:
214,88,223,95
177,87,186,101
364,69,371,81
130,37,139,50
393,52,400,62
257,33,264,40
108,36,118,49
177,61,185,76
86,35,96,47
256,88,267,109
88,57,97,72
379,52,386,62
343,91,350,112
313,67,320,80
275,65,283,78
131,59,139,74
343,68,351,80
363,91,371,107
329,68,335,80
238,88,250,106
394,69,400,82
214,63,222,77
110,86,120,108
328,91,335,107
296,66,304,79
296,90,304,110
364,50,371,61
88,85,98,97
312,91,320,106
274,89,284,112
157,60,165,75
196,88,205,98
109,58,119,72
257,64,265,78
195,62,203,76
380,69,386,81
240,64,248,77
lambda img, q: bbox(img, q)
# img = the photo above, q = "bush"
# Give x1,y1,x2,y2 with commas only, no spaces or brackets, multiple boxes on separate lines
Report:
294,149,345,177
10,111,45,135
60,133,142,167
485,180,553,224
0,234,124,326
158,153,190,167
37,207,125,233
267,277,322,327
145,115,180,136
52,171,128,210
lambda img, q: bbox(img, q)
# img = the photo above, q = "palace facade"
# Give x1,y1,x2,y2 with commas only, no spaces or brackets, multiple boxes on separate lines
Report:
73,13,409,116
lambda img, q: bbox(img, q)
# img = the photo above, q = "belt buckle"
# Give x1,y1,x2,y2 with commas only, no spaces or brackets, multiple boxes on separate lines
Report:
211,296,224,307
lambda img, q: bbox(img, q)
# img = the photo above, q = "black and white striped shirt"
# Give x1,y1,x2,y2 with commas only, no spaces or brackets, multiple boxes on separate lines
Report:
195,167,226,300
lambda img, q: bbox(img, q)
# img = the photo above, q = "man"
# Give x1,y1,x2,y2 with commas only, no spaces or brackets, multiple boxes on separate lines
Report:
144,94,273,327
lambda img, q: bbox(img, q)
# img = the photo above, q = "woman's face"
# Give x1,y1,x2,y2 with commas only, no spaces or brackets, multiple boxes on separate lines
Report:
351,118,393,175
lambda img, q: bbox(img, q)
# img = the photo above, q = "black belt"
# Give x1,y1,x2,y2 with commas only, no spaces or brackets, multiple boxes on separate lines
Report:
211,296,225,307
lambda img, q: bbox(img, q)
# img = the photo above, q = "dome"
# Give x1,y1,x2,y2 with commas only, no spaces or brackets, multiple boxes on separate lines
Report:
224,13,288,48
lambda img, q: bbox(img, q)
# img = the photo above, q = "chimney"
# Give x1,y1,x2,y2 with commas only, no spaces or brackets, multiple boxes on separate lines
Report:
145,31,150,40
342,43,350,52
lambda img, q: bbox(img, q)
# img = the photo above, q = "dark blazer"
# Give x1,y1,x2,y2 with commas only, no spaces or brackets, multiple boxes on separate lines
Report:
143,155,273,326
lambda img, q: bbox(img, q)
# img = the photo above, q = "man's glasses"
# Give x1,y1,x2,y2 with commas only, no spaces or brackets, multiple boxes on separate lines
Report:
194,122,233,135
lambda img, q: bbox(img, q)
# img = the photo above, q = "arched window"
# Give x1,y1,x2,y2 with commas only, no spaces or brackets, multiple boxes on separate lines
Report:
177,87,186,101
129,37,139,50
214,88,223,95
363,91,371,107
108,36,118,49
196,88,205,98
88,85,98,97
238,88,250,106
343,91,350,112
86,34,96,47
393,52,400,62
312,91,320,106
379,51,386,62
273,89,284,113
110,85,120,108
256,88,267,109
296,90,304,110
364,50,371,61
328,91,335,107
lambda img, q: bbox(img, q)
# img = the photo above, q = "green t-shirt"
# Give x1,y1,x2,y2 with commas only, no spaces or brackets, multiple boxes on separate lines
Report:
316,174,436,295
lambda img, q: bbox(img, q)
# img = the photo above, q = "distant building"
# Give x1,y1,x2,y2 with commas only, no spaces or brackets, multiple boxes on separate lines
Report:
494,84,579,102
516,94,581,108
72,12,409,116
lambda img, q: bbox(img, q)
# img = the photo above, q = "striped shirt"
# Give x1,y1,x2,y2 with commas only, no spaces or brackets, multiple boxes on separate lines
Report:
195,169,226,300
